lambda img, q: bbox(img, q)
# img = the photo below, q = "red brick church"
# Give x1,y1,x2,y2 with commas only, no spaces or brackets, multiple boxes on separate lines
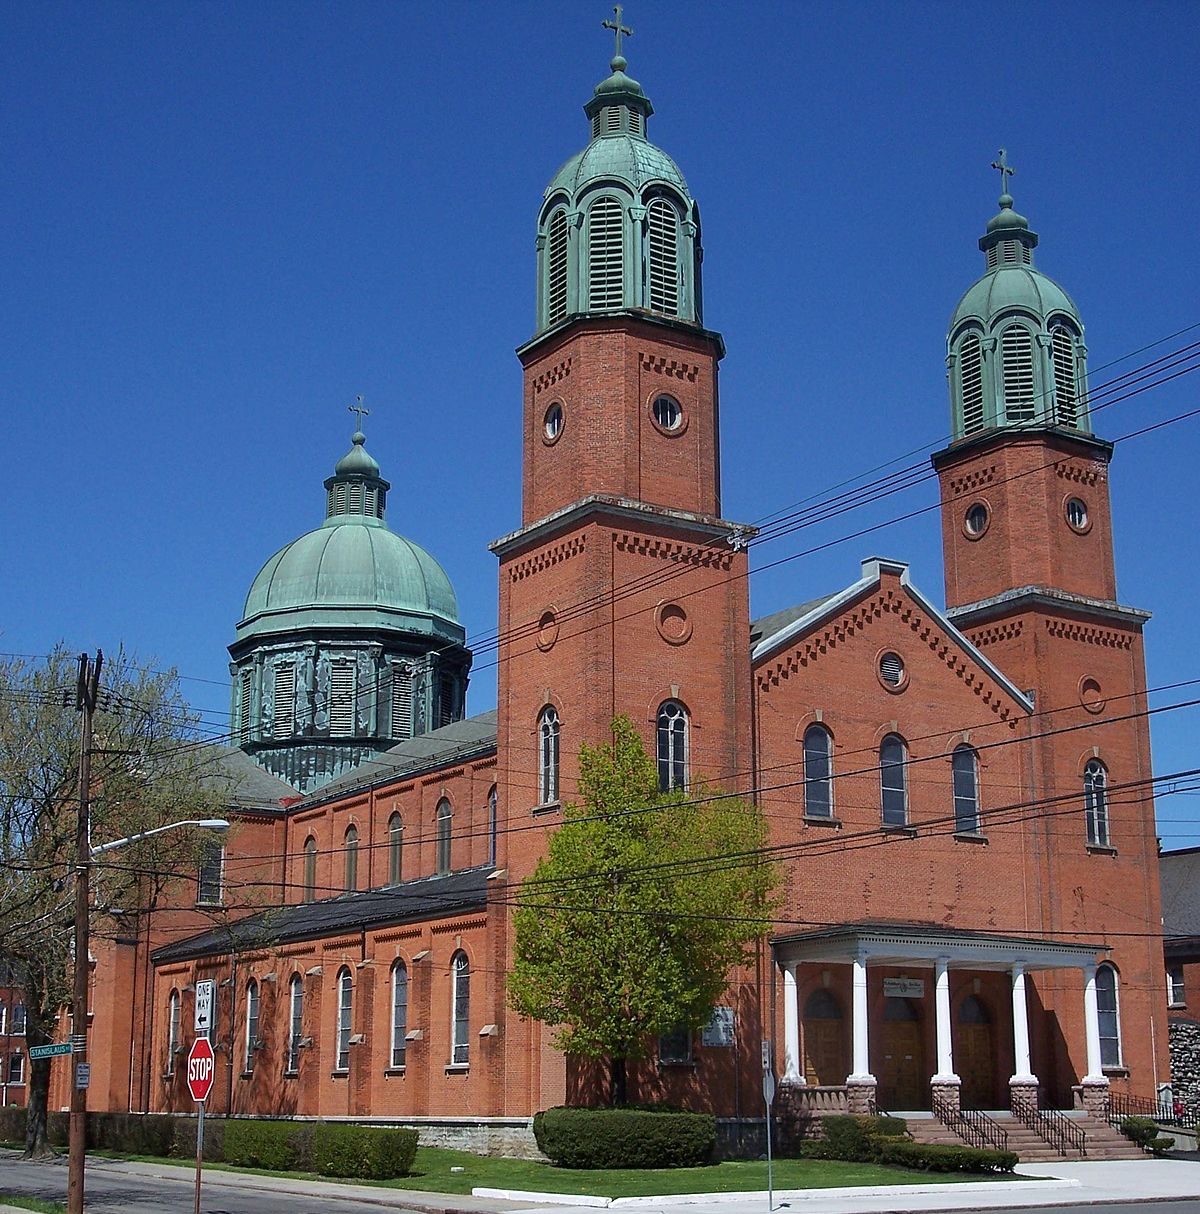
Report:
60,30,1166,1154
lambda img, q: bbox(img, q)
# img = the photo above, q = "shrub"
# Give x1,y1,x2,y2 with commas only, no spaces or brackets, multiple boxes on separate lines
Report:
311,1123,417,1180
1119,1115,1175,1156
811,1115,909,1162
223,1120,308,1171
170,1116,225,1163
875,1138,1018,1174
0,1106,26,1144
89,1112,175,1156
533,1106,716,1169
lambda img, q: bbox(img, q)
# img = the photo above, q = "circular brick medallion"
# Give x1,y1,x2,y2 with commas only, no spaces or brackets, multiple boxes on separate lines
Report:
656,601,692,645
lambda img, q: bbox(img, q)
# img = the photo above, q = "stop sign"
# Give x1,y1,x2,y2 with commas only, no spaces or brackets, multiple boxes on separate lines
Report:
186,1037,215,1102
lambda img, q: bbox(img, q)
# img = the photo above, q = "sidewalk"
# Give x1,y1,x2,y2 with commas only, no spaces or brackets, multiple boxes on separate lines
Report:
5,1154,1200,1214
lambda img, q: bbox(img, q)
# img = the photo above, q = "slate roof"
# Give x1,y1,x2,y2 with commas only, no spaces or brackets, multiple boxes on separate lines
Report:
304,709,499,805
153,865,493,964
750,596,837,649
1161,848,1200,948
210,745,298,810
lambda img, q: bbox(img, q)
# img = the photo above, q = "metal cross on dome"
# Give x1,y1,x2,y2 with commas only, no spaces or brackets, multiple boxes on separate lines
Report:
991,148,1016,195
348,395,370,432
602,5,632,59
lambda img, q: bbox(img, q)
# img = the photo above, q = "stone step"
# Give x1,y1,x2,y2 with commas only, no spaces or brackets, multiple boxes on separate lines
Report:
907,1110,1149,1162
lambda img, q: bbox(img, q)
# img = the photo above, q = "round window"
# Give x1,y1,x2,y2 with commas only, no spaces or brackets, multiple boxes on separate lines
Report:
1065,497,1089,532
964,503,989,538
652,394,683,432
543,402,564,443
878,652,906,689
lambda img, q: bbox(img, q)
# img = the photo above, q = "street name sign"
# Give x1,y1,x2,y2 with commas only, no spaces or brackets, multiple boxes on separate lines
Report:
186,1037,215,1102
29,1042,73,1060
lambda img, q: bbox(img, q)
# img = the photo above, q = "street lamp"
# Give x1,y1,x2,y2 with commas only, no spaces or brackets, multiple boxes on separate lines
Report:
68,798,229,1214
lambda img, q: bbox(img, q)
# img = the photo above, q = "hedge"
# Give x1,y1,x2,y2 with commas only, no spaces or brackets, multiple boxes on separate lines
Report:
804,1116,1015,1173
533,1106,716,1169
1119,1116,1175,1156
223,1119,311,1171
807,1115,909,1162
311,1123,418,1179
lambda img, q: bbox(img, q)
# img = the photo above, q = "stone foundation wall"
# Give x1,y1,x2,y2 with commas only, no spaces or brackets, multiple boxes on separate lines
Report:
1169,1019,1200,1124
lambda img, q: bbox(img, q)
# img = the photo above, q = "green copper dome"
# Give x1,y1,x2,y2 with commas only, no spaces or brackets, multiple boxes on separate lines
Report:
546,132,690,199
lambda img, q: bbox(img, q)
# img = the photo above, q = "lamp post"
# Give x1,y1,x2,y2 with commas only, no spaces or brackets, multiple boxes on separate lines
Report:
66,656,228,1214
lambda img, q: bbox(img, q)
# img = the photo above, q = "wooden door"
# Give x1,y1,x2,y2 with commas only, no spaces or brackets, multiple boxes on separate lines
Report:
956,995,995,1109
879,997,925,1109
802,988,847,1085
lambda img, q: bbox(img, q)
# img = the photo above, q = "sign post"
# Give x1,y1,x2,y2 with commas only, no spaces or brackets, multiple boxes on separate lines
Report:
186,1037,215,1214
761,1040,775,1212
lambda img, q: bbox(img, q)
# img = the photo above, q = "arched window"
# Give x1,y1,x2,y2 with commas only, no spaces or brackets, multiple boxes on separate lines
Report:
803,725,834,818
391,961,409,1068
388,813,403,886
344,824,358,892
451,951,470,1065
303,836,317,903
436,799,453,876
1085,760,1109,846
166,990,180,1075
547,208,569,325
1097,963,1121,1067
657,700,688,792
488,785,498,866
880,734,908,827
587,197,624,310
244,979,259,1073
1051,324,1079,427
286,974,303,1074
952,744,980,834
959,332,985,434
1001,326,1036,423
539,706,560,804
335,967,353,1071
646,198,680,316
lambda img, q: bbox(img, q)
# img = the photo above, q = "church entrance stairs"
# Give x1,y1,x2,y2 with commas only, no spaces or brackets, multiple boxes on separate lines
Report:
905,1110,1150,1161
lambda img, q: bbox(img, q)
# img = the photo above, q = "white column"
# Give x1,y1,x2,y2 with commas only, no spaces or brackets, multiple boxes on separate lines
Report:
1010,961,1036,1084
1082,962,1106,1084
782,963,802,1082
932,957,959,1083
849,951,874,1082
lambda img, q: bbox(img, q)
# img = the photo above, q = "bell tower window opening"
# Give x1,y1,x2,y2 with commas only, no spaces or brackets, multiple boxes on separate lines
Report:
647,198,680,316
587,197,624,310
547,209,569,325
439,675,456,727
1000,326,1036,423
657,700,689,792
391,663,412,740
1085,759,1110,847
329,662,356,737
1051,325,1079,427
238,669,253,743
959,333,985,434
273,663,295,739
539,706,560,804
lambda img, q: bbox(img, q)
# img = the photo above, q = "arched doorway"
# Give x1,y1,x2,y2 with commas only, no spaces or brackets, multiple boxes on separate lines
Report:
802,988,847,1085
879,996,925,1109
956,994,995,1109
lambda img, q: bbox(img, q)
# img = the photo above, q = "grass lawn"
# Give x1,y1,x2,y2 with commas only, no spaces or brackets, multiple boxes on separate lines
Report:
0,1196,66,1214
60,1145,1020,1198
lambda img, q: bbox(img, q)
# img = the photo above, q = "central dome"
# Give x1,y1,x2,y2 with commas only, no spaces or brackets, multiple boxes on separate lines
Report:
546,135,690,200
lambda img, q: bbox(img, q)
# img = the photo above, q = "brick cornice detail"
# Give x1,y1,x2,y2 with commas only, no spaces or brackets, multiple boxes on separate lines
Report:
532,357,571,395
757,589,1018,723
431,916,488,935
967,620,1024,648
1045,618,1134,649
613,532,733,570
1054,460,1107,486
639,352,700,381
947,464,998,495
508,535,587,582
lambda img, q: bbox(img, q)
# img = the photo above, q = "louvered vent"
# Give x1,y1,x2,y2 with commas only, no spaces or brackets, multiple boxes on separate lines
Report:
390,665,412,739
329,663,355,738
628,110,642,135
960,334,984,434
879,652,905,687
547,209,568,324
439,676,455,727
333,484,348,515
591,112,601,139
349,483,363,512
647,199,679,316
239,670,253,742
1051,327,1078,427
588,198,624,310
987,244,998,270
1001,327,1035,422
604,106,622,134
273,664,296,740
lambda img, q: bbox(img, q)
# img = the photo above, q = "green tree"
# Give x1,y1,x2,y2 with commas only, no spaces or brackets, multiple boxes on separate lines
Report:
0,646,232,1156
508,716,778,1105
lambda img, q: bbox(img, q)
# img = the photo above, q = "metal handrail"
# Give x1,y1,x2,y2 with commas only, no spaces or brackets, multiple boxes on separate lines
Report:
931,1092,1010,1153
1014,1103,1085,1156
1109,1090,1183,1127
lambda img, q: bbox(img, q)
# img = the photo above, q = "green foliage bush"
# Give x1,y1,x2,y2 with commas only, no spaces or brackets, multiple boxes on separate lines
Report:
223,1120,313,1171
810,1115,908,1162
533,1106,717,1169
88,1112,175,1156
170,1115,225,1163
311,1123,417,1180
875,1138,1018,1173
1119,1115,1175,1155
0,1106,26,1144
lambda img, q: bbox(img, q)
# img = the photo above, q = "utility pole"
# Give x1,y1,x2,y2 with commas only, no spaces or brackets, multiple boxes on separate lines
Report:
68,650,102,1214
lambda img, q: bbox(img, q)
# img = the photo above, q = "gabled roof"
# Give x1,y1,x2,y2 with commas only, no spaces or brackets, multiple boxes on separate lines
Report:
210,746,298,811
749,596,837,649
1161,848,1200,947
750,557,1034,714
152,865,493,964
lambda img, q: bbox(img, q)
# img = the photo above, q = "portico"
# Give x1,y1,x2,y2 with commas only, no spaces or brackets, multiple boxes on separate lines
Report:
773,923,1110,1117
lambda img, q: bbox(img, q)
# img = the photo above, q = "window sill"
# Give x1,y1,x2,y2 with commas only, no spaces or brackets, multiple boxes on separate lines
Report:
1102,1065,1130,1078
331,1069,349,1079
1086,844,1118,856
445,1063,470,1074
881,824,918,838
1169,1002,1187,1010
195,900,225,909
284,1070,299,1079
532,801,561,817
239,1070,254,1080
657,1060,697,1069
385,1065,407,1076
953,831,989,844
803,815,842,829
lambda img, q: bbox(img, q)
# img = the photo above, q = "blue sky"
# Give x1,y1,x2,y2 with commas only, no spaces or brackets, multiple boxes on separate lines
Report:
4,2,1198,841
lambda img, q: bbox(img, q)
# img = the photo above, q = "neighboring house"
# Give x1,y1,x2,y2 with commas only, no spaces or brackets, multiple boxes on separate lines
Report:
69,33,1165,1148
1160,849,1200,1120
